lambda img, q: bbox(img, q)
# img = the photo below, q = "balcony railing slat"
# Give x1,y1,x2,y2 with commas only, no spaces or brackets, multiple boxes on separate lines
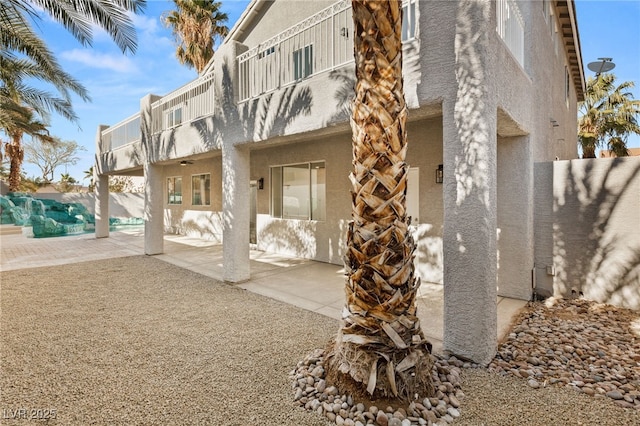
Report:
497,0,525,67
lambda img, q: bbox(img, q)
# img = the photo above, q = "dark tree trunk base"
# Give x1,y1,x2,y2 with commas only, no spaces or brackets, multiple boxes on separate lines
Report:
324,337,435,404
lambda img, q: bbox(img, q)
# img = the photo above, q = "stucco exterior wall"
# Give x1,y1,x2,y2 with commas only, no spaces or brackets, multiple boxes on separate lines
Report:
251,134,351,264
534,157,640,310
98,141,144,175
497,135,534,300
249,117,444,280
235,0,335,47
161,158,223,241
524,1,580,161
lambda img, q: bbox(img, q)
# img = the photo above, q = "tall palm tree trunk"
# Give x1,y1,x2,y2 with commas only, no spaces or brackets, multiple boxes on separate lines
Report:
5,132,25,192
326,0,433,401
581,139,596,158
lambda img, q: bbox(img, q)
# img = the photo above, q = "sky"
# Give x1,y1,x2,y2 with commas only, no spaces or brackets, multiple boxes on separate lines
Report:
12,0,640,183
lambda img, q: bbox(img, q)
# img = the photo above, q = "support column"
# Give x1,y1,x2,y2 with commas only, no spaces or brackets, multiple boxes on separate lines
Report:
221,143,250,282
144,162,164,255
95,173,109,238
94,124,109,238
442,0,497,365
497,134,534,300
140,93,164,255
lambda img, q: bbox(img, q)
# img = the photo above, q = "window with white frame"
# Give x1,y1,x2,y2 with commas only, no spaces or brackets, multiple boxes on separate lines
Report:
565,66,570,105
165,107,183,128
167,176,182,205
191,174,211,206
271,161,325,221
553,20,559,55
293,45,313,80
543,0,550,22
402,0,417,41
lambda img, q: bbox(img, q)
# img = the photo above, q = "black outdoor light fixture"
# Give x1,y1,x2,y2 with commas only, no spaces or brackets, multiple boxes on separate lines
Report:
258,178,264,190
435,164,443,184
179,160,193,166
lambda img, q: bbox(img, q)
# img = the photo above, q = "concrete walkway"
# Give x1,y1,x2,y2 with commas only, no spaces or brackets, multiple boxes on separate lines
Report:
0,225,527,355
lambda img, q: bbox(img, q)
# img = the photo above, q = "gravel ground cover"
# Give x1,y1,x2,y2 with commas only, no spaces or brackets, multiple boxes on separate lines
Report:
1,256,639,425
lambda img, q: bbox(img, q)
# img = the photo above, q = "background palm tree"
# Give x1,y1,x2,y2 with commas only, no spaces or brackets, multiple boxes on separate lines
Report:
58,172,77,192
1,55,75,191
1,103,54,191
163,0,228,74
83,166,95,192
0,0,145,191
325,0,433,401
578,73,640,158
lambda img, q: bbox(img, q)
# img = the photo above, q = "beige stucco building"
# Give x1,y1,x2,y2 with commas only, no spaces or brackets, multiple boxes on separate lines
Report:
95,0,585,364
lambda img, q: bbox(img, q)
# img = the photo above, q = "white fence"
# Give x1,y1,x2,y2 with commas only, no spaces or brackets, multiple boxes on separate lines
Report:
496,0,525,68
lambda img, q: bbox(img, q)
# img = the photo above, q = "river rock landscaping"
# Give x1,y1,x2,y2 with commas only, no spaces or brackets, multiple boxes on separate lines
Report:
293,298,639,425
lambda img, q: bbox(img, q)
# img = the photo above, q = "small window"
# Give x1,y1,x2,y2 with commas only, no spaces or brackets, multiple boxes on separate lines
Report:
293,45,313,80
271,161,325,221
402,0,417,41
543,0,550,22
165,107,183,128
258,46,275,59
167,177,182,205
191,174,211,206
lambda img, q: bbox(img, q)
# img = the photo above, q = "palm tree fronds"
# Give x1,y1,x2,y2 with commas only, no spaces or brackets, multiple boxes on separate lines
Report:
578,73,640,158
27,0,144,54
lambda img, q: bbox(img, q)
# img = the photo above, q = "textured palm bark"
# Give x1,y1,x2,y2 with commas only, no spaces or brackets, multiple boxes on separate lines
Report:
326,0,433,401
5,134,24,192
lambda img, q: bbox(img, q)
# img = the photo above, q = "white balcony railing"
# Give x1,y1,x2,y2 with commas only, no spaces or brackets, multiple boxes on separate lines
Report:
496,0,525,67
101,0,420,152
238,0,418,103
150,73,216,134
101,74,216,151
238,0,353,102
101,113,141,151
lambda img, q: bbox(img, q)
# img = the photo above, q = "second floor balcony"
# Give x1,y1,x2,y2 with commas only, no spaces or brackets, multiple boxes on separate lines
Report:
100,0,527,154
237,0,420,103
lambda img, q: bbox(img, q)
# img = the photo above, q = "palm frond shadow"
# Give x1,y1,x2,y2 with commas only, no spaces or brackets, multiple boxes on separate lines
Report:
189,63,313,146
553,159,640,308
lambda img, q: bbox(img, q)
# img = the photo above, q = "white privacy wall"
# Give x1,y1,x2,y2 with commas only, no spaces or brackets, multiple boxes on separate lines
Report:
534,157,640,310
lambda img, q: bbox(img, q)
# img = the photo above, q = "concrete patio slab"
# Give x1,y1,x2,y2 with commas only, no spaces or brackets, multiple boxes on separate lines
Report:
0,226,527,356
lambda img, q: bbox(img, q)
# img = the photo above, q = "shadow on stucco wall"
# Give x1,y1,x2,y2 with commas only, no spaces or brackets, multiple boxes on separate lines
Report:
181,211,224,242
188,61,314,253
413,224,443,285
192,63,314,145
553,158,640,309
328,68,355,124
257,218,317,259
